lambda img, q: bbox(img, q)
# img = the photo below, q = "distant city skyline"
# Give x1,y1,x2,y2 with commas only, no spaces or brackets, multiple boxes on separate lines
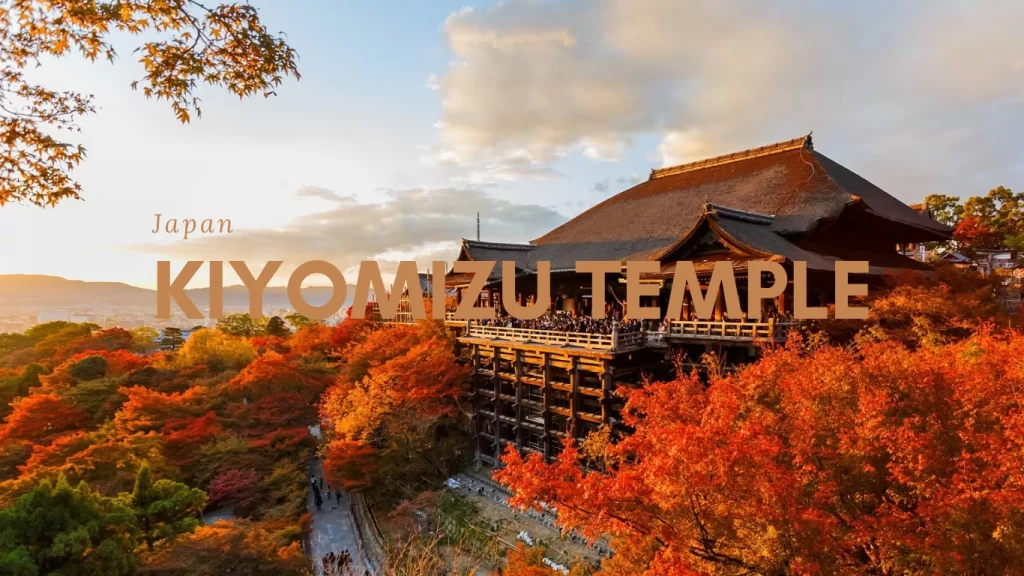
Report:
1,0,1022,289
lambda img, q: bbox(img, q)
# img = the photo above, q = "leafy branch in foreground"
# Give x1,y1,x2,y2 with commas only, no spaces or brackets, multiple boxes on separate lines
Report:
0,0,300,207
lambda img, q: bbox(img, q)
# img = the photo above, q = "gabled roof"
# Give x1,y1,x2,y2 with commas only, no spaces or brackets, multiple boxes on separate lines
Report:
941,251,973,264
446,136,950,286
654,202,930,277
657,203,836,272
531,135,950,253
449,239,534,284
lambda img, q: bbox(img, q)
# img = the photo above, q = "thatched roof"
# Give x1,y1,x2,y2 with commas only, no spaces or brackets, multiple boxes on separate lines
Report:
534,135,948,247
446,135,949,286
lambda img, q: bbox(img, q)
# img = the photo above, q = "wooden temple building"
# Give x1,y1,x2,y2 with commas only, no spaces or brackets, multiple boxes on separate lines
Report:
443,135,953,466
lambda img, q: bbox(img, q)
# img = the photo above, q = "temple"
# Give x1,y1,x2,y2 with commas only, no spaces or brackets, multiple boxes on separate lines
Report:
443,134,953,466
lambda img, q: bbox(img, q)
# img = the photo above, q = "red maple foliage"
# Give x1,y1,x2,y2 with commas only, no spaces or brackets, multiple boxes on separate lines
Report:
162,411,222,465
207,468,261,513
115,386,207,434
228,350,324,400
954,215,1003,249
498,331,1024,576
323,440,377,491
0,393,87,445
290,324,333,356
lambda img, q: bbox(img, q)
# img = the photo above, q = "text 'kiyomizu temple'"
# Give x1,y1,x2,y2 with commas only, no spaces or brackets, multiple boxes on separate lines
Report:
441,134,952,466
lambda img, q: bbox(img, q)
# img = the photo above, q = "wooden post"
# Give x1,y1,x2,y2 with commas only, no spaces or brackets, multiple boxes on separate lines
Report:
472,344,482,466
714,290,724,321
601,364,612,423
492,346,501,463
542,352,552,462
514,350,523,452
569,357,579,441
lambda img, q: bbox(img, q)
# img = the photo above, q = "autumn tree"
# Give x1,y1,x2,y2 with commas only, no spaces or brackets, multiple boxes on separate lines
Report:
498,331,1024,576
285,312,316,330
131,327,160,353
227,350,323,401
0,393,86,445
0,476,137,575
960,186,1024,250
160,328,254,371
115,385,207,434
926,188,1024,254
503,543,551,576
0,363,45,418
139,519,307,576
206,468,260,516
0,0,300,207
289,323,333,356
161,411,222,466
503,543,593,576
817,266,1005,347
320,324,468,498
216,313,257,337
123,462,206,551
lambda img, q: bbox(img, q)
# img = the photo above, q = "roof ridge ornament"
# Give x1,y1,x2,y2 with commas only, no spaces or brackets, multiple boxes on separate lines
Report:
649,134,814,180
462,239,533,250
702,203,775,225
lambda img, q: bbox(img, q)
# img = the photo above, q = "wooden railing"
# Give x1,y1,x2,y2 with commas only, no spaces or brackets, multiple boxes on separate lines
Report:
646,331,667,347
668,320,798,341
467,324,616,350
614,330,645,350
454,318,801,350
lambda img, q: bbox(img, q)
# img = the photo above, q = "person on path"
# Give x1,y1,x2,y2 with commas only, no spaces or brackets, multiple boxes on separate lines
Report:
314,491,323,511
339,550,350,572
335,489,341,504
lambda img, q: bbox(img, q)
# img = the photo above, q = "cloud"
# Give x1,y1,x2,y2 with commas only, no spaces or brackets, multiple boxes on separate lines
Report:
293,186,349,203
137,186,566,281
429,0,1024,197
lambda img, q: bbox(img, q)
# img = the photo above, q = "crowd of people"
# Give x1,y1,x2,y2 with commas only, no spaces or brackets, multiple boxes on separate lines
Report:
475,306,795,336
310,474,341,512
479,311,644,335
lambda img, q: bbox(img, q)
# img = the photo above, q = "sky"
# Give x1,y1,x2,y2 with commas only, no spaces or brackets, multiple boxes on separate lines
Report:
0,0,1022,289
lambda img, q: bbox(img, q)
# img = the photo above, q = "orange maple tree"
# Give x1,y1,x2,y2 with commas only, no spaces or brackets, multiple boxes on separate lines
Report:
498,331,1024,575
0,393,86,445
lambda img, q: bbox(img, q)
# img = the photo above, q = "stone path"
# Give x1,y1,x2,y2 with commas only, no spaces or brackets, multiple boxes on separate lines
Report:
307,460,372,576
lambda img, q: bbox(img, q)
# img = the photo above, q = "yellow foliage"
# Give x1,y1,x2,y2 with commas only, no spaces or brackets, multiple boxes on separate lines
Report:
157,329,255,371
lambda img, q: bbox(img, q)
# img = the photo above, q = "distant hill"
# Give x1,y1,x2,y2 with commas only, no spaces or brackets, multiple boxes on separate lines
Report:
0,274,358,311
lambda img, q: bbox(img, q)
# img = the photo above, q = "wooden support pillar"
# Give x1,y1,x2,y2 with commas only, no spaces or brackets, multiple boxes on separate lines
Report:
569,357,579,441
492,346,501,464
472,344,482,465
777,291,787,316
714,290,724,321
514,350,523,452
601,363,613,423
542,352,552,462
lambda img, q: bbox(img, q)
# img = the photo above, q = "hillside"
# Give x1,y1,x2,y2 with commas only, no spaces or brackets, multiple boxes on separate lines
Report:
0,274,357,310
